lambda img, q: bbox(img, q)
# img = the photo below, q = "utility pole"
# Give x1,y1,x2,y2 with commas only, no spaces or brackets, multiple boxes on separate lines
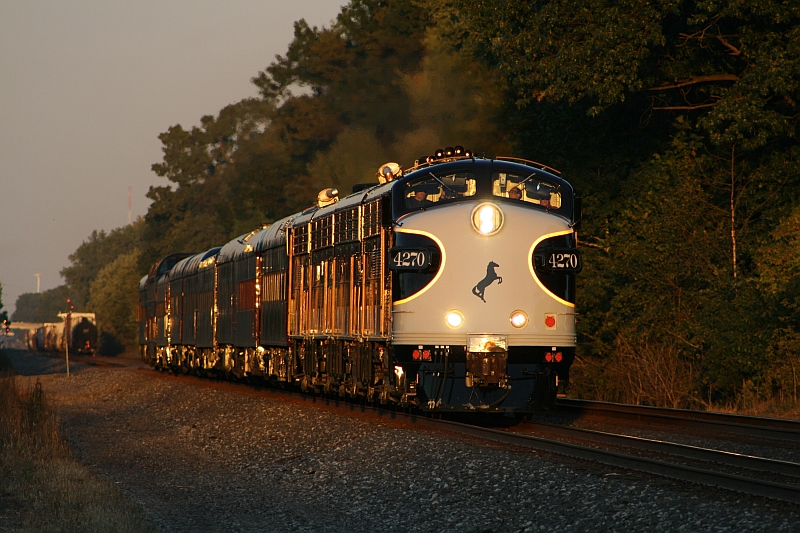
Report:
35,273,41,293
128,186,132,225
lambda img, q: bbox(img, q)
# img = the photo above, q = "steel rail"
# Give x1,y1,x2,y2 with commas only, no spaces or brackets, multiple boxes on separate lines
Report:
520,422,800,478
557,398,800,442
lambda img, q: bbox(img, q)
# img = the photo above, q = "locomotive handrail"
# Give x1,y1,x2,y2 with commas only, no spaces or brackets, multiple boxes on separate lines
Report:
494,156,561,175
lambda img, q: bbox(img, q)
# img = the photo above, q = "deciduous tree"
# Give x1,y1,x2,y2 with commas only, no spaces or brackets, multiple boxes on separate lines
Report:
89,249,142,348
61,220,143,309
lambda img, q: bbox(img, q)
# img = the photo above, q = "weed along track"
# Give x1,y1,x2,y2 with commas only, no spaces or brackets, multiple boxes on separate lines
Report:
0,349,153,532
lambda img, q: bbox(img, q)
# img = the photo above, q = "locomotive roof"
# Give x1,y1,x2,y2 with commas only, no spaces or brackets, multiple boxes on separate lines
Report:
397,158,569,189
171,254,195,279
255,214,296,252
291,180,394,227
149,252,196,278
288,158,570,227
217,232,250,264
148,157,573,275
171,246,222,278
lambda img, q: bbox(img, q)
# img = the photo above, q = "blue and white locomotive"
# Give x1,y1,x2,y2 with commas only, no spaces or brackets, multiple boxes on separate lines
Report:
139,148,582,413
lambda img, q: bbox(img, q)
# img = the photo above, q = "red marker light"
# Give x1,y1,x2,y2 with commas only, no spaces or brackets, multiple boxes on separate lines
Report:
545,316,556,328
422,350,431,361
545,352,553,362
555,352,563,363
412,350,420,360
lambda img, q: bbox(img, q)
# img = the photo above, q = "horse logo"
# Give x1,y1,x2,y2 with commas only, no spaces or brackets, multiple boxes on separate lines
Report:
472,261,502,303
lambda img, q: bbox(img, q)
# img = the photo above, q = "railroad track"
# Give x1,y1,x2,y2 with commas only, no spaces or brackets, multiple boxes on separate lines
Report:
267,392,800,504
145,369,800,504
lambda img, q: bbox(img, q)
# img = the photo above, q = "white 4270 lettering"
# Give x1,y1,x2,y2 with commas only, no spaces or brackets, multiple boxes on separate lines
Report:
547,251,581,270
391,249,429,269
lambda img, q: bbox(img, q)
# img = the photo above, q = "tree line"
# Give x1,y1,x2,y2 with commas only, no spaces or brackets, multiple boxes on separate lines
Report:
12,0,799,410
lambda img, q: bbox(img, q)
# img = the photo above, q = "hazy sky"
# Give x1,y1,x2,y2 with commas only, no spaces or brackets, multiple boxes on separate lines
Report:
0,0,344,314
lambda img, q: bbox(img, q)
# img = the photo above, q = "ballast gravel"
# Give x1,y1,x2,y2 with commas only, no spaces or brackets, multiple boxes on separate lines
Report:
7,350,799,533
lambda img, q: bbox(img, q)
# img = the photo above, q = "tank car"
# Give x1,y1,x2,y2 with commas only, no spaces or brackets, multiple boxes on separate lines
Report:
139,149,582,413
34,312,98,355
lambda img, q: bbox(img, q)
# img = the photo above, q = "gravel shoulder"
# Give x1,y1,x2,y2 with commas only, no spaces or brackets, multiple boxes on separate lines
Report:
7,349,799,533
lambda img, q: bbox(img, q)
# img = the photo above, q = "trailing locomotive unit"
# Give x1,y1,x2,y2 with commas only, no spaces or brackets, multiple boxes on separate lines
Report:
139,148,581,412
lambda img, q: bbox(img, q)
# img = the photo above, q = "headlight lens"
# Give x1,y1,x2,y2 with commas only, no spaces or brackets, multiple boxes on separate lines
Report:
509,310,529,329
445,310,464,328
471,203,504,236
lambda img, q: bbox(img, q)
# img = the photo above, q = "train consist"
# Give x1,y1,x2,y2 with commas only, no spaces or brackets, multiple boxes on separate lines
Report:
29,312,98,355
139,149,582,413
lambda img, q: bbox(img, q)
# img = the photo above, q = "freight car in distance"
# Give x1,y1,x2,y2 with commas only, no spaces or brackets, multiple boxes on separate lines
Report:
31,312,98,355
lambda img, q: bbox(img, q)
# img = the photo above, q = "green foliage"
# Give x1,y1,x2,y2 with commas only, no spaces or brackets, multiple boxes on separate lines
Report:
50,0,799,410
98,332,126,357
12,286,81,323
61,220,144,309
253,0,428,134
303,26,511,195
757,200,800,298
89,249,142,348
446,0,800,407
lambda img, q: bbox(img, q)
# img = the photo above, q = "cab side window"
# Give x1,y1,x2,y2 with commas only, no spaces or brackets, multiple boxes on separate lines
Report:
492,172,561,209
404,173,476,209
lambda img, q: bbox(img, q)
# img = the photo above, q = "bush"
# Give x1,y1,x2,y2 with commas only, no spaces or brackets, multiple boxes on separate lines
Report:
98,332,125,357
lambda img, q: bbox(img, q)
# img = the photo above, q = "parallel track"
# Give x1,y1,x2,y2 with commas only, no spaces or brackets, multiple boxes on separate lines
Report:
274,392,800,504
556,398,800,442
520,422,799,477
432,418,800,504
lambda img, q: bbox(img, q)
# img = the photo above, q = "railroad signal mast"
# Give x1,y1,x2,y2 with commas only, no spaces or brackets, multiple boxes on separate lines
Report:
1,319,8,347
65,298,73,377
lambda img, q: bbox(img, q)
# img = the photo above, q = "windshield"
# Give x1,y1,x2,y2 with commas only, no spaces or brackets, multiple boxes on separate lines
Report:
403,172,477,209
492,172,561,209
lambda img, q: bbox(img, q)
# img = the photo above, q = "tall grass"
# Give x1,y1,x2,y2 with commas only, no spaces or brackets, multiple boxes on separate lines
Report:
0,377,67,459
0,350,154,532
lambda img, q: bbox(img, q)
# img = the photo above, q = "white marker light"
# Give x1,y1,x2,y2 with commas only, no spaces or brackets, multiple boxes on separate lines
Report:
509,310,529,329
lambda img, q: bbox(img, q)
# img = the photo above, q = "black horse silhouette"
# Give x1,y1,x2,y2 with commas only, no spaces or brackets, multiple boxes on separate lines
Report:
472,261,502,302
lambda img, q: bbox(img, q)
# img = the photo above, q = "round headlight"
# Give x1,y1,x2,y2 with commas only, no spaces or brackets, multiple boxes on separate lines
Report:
471,203,504,236
445,310,465,328
509,310,529,329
